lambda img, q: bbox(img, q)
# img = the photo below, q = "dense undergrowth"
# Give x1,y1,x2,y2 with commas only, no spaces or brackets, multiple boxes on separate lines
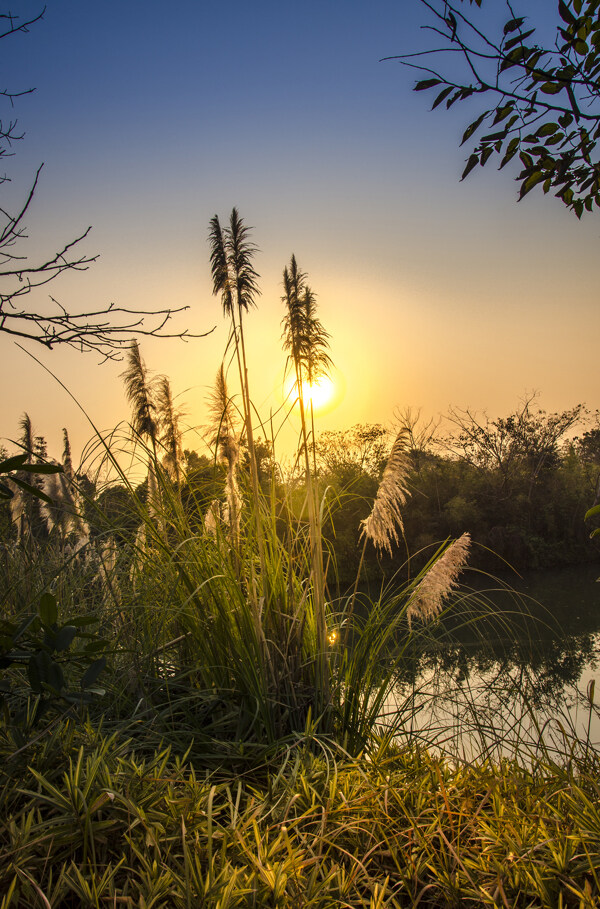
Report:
2,721,600,908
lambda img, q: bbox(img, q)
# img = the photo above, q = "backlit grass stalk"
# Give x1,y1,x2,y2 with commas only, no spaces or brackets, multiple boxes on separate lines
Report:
349,428,411,617
209,209,267,604
281,255,332,718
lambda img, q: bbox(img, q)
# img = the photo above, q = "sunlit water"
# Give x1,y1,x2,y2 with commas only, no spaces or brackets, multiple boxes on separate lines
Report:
384,564,600,760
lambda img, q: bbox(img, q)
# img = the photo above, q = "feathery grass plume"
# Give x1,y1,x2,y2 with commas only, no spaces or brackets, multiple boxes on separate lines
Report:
10,412,42,545
41,469,89,550
281,254,332,705
204,499,221,536
301,286,332,386
407,532,471,626
281,255,332,390
208,365,239,467
8,481,26,543
156,376,183,483
360,429,410,555
208,365,241,542
19,412,35,461
120,341,158,448
62,428,74,481
209,209,266,594
225,207,261,313
209,208,260,317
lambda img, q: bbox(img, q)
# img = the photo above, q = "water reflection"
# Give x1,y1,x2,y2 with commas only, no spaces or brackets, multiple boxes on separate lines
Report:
386,564,600,759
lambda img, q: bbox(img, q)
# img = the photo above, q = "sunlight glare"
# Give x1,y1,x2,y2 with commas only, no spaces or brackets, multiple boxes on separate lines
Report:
280,370,344,417
301,376,334,411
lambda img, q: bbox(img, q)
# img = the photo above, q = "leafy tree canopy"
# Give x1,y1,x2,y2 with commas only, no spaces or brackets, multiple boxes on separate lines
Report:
389,0,600,216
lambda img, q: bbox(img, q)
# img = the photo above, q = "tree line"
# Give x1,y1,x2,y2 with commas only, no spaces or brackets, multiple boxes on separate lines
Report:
3,392,598,590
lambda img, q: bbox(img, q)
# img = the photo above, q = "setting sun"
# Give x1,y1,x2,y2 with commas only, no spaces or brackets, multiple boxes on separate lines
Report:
283,374,338,414
302,376,335,411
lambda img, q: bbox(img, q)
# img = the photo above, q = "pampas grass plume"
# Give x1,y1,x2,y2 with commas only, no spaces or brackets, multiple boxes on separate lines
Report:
360,429,410,555
407,532,470,626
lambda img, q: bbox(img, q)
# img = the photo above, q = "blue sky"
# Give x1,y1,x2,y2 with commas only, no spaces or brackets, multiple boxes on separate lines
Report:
1,0,599,464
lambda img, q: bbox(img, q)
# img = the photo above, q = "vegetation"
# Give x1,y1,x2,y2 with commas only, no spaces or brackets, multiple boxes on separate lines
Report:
2,724,600,908
316,400,598,587
392,0,600,216
1,210,599,906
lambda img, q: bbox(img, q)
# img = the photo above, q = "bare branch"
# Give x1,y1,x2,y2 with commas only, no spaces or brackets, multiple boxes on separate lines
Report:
0,13,215,362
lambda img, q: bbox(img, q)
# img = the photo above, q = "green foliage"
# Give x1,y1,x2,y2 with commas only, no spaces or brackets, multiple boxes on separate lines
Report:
315,404,596,583
1,724,600,907
0,592,107,730
393,0,600,215
0,453,62,504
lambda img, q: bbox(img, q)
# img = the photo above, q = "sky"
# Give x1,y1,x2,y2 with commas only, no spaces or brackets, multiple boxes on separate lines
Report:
1,0,599,469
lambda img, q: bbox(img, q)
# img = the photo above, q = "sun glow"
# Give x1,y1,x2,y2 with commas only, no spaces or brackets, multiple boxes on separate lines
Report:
280,370,344,418
302,376,335,411
285,375,335,412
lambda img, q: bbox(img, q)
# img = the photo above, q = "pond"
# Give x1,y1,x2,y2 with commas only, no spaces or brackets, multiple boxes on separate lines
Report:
386,562,600,761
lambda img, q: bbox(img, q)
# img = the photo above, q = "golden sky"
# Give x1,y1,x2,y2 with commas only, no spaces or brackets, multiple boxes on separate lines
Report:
1,1,599,465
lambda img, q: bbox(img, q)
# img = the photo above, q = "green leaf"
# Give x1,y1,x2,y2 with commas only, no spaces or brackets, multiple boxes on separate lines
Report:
81,656,107,690
492,104,514,125
461,154,479,180
559,0,577,24
504,29,535,51
0,454,28,473
461,113,487,146
540,81,564,94
54,626,77,652
480,146,494,166
504,17,525,35
520,170,546,197
537,122,558,136
500,136,520,168
560,187,574,205
586,503,600,521
39,593,58,628
45,658,65,694
84,640,107,654
432,86,453,109
69,614,100,627
6,476,54,504
415,78,442,91
20,462,63,475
